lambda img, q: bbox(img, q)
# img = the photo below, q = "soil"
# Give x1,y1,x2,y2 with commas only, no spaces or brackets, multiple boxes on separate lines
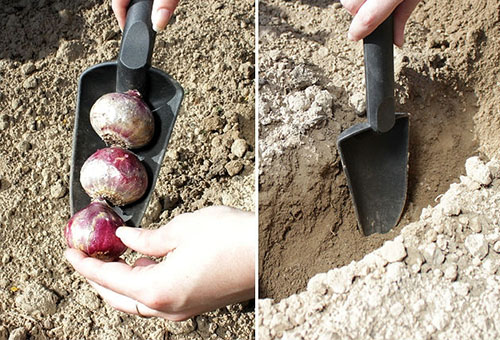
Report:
0,1,255,339
258,0,500,301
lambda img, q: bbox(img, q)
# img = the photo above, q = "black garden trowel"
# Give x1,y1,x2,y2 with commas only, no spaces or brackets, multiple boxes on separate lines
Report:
70,0,183,227
337,15,409,236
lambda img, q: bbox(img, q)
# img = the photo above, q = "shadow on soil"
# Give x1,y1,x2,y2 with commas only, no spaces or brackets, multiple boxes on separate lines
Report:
0,0,97,62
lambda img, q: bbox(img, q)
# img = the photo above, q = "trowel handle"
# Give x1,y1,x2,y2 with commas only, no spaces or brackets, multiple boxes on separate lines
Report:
363,14,395,133
116,0,156,94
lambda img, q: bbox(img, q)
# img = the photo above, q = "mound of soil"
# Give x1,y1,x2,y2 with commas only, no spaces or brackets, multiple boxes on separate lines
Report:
259,0,499,300
0,0,255,339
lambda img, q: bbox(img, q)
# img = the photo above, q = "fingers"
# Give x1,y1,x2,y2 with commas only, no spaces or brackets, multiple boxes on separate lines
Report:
87,279,166,318
64,248,154,301
393,0,421,46
151,0,180,32
111,0,130,31
347,0,403,42
115,225,178,257
340,0,365,16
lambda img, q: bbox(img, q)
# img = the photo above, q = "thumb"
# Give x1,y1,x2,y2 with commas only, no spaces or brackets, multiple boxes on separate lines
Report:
116,226,175,257
151,0,180,32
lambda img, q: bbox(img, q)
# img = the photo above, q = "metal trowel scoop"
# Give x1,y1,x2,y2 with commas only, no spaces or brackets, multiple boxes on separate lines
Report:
337,15,409,236
70,0,183,227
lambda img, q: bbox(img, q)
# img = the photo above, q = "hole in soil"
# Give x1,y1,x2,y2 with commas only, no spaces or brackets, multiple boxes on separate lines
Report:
259,73,479,300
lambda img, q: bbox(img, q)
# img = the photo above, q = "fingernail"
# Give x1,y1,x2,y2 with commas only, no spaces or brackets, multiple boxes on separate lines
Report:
347,32,355,41
152,8,172,32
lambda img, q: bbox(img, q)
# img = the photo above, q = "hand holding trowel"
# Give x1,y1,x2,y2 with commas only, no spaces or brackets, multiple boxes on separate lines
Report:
337,15,409,236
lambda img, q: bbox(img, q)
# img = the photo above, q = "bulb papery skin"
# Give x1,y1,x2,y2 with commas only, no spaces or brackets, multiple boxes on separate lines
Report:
80,147,148,206
90,90,154,149
65,199,127,261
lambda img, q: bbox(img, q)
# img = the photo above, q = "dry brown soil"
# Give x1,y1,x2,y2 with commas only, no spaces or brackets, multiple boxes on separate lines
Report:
0,0,255,339
259,0,499,300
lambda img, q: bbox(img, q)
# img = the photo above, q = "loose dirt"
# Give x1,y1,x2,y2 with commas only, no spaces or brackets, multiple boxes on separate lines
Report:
0,0,255,339
259,0,500,305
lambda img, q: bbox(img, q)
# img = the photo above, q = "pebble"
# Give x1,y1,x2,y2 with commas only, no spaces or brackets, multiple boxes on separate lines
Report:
390,302,404,317
482,258,498,275
464,234,488,259
379,240,406,263
465,156,492,185
50,181,67,199
1,254,10,265
349,92,365,116
203,115,224,131
307,273,328,295
493,241,500,253
421,243,445,265
165,318,197,335
231,138,248,158
7,328,26,340
469,216,482,233
22,76,37,89
21,62,35,75
239,62,254,79
386,262,405,282
326,268,353,294
225,160,243,176
444,264,458,281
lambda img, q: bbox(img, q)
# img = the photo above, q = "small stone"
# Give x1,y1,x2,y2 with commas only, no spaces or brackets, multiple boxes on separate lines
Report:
493,241,500,253
1,253,10,265
486,159,500,178
433,268,444,279
225,160,243,176
482,258,498,275
379,240,406,263
390,302,404,317
203,115,224,131
16,141,31,152
452,282,470,296
464,234,488,259
50,181,67,199
426,229,438,242
23,76,37,89
465,156,492,185
164,319,196,335
15,282,58,316
317,46,329,58
386,262,405,282
444,264,458,281
469,216,482,233
21,62,35,75
349,92,365,116
307,273,327,295
326,268,354,294
421,242,445,265
238,62,254,79
436,234,448,251
7,328,25,340
411,299,426,314
231,138,248,158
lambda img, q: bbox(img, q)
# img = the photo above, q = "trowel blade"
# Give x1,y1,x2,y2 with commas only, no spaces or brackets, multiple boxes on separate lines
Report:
337,113,409,235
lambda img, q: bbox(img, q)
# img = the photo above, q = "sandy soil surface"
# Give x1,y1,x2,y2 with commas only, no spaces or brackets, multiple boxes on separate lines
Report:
259,0,499,302
0,0,255,339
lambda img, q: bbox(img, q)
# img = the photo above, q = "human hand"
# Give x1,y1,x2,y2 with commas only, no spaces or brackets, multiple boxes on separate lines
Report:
112,0,180,32
340,0,421,47
64,206,255,321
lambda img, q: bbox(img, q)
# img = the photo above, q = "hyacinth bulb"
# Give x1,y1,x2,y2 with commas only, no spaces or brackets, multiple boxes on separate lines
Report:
90,90,155,149
80,147,148,206
65,199,127,261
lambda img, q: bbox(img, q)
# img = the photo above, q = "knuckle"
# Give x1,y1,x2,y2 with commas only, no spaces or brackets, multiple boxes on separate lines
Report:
340,0,357,14
358,12,378,30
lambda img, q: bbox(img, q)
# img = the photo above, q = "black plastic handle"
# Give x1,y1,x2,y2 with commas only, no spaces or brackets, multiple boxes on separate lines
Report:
116,0,156,94
363,15,395,133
